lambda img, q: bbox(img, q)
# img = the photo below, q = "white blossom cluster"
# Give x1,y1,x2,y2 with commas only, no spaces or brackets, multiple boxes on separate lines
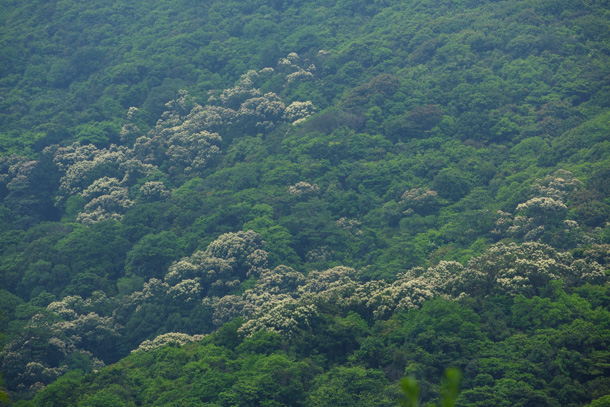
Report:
47,86,252,222
76,177,134,224
299,266,358,297
138,181,171,202
530,169,582,201
47,293,108,317
50,143,101,173
166,129,221,174
219,70,263,107
286,69,315,84
76,208,124,224
287,181,320,197
257,265,306,294
119,278,170,316
492,210,513,236
52,143,152,197
46,293,123,353
50,142,155,223
125,53,320,179
0,156,44,219
204,230,266,266
205,295,253,326
516,197,568,216
5,236,603,395
336,217,363,236
207,266,305,326
175,59,315,133
282,101,316,124
399,188,441,213
2,57,323,224
455,242,606,297
45,90,220,222
0,157,37,192
229,262,457,337
133,332,205,353
167,278,203,302
492,170,584,241
400,187,439,203
140,90,223,174
0,292,116,394
277,52,301,68
218,241,607,338
237,92,286,130
365,279,437,318
277,52,316,84
581,244,610,266
259,67,275,76
238,298,318,338
122,231,269,317
131,56,320,171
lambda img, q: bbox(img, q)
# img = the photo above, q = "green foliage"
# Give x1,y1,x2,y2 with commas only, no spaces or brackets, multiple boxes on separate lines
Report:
8,281,610,407
588,395,610,407
125,231,181,279
307,366,392,407
1,0,610,405
399,368,462,407
399,376,420,407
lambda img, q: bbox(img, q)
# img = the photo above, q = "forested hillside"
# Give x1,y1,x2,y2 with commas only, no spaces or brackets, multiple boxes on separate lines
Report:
1,0,610,405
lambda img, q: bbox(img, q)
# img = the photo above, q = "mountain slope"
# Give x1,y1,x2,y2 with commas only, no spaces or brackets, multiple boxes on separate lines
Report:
0,0,609,405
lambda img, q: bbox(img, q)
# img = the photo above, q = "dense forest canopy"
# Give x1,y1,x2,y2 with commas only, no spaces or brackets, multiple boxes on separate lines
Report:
0,0,610,405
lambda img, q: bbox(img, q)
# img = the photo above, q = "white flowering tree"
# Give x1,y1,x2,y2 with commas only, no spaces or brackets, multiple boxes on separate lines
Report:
238,298,319,339
137,181,170,202
120,230,270,327
455,242,606,297
0,293,120,396
277,52,316,85
50,142,155,223
132,332,205,353
491,170,590,244
283,101,316,125
44,55,322,224
287,181,320,198
400,187,443,215
222,242,607,340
